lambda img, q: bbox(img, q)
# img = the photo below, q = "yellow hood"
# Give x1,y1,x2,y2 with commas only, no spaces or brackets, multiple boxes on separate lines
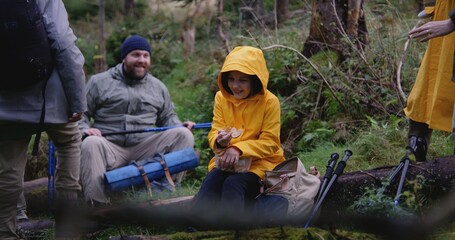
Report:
217,46,269,101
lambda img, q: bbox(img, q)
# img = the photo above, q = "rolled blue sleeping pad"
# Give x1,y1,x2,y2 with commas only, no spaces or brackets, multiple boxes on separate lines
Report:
104,147,199,192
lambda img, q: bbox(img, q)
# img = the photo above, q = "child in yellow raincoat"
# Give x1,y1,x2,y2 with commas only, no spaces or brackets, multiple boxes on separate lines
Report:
404,1,455,161
191,46,285,224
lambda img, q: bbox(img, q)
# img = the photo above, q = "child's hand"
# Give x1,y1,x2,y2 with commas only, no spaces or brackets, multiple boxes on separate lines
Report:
217,147,241,169
216,127,232,148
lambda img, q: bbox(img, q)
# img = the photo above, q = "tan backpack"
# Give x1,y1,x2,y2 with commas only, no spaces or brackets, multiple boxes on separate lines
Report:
260,157,321,217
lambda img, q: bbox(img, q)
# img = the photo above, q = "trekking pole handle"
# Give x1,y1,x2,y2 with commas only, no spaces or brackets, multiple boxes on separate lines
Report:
333,149,352,176
329,153,339,164
323,153,339,179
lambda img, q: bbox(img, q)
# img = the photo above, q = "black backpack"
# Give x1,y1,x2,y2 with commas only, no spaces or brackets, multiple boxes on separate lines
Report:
0,0,53,91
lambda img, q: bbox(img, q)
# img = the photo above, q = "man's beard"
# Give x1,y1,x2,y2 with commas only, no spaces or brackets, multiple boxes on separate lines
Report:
124,66,147,80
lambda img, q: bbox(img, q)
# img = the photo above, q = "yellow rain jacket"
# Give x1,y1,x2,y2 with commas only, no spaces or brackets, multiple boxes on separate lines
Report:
207,46,285,179
404,0,455,132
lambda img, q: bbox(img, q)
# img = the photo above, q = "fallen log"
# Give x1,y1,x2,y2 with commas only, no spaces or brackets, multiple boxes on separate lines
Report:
19,156,455,240
23,177,48,216
23,177,47,194
321,155,455,214
86,157,455,224
24,156,455,224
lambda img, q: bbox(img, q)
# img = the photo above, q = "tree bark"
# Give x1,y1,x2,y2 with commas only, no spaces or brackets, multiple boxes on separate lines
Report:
276,0,289,26
181,1,209,59
96,0,107,73
302,0,368,59
239,0,266,27
216,0,230,54
124,0,135,17
182,22,196,59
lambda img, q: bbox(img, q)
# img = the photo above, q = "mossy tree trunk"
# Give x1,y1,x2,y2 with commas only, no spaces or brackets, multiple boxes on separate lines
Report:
302,0,368,60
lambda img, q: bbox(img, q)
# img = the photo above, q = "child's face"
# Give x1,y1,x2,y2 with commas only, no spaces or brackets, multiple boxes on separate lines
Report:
226,71,252,99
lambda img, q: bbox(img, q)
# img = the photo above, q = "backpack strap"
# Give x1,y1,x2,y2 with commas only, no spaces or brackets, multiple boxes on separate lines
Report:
256,174,290,198
131,160,153,197
158,156,176,192
31,81,48,156
131,153,177,193
137,165,153,197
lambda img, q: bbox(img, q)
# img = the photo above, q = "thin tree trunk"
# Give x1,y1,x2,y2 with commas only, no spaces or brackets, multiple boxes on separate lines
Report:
182,21,196,59
216,0,230,54
124,0,135,17
96,0,107,73
276,0,289,26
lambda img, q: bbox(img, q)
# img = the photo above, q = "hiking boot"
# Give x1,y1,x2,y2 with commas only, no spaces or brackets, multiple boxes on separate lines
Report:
89,200,110,209
16,209,28,223
414,137,428,162
16,219,54,240
408,135,418,153
17,219,53,231
408,135,427,162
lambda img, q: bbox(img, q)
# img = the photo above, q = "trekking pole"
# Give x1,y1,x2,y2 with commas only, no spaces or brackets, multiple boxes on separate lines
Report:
304,149,352,229
101,122,212,136
387,135,417,183
315,153,339,205
47,140,56,215
393,149,412,205
387,136,417,205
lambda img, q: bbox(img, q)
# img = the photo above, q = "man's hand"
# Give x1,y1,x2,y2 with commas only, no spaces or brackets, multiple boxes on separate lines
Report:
83,128,102,137
182,121,196,130
68,112,83,122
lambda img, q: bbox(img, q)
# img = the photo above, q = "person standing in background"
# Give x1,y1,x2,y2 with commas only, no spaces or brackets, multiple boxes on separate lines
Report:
0,0,87,238
404,1,455,161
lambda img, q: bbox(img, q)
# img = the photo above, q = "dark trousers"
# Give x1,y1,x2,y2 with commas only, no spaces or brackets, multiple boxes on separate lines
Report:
408,119,432,145
192,168,260,225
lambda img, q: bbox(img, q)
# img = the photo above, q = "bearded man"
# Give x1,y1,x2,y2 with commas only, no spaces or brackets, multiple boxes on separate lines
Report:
78,35,195,207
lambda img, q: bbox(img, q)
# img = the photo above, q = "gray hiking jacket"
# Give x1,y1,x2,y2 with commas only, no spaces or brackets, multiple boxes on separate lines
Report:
0,0,86,125
78,63,182,147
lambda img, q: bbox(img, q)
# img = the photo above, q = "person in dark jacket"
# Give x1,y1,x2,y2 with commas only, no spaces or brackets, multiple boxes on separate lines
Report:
0,0,87,239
